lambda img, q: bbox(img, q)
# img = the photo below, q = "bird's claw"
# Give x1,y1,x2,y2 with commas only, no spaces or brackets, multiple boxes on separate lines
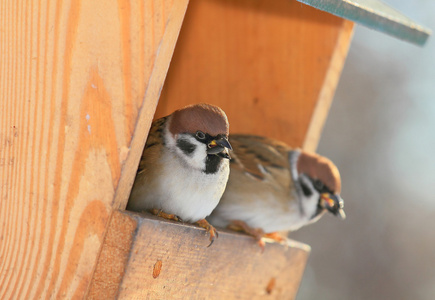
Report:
263,232,286,243
228,220,265,238
150,208,181,222
228,220,285,251
195,219,218,247
258,239,266,253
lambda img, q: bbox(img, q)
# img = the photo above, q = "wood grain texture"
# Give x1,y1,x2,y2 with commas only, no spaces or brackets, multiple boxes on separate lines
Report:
87,211,138,299
156,0,354,149
93,211,310,300
0,0,188,298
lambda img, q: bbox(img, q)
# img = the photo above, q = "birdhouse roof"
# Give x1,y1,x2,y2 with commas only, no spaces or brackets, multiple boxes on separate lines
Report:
298,0,431,46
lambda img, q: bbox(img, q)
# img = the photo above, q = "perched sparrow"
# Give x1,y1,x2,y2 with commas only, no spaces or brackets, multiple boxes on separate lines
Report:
127,103,232,246
207,134,345,246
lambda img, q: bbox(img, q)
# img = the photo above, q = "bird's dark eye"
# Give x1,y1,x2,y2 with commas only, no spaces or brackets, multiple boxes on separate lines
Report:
196,131,206,140
314,179,324,191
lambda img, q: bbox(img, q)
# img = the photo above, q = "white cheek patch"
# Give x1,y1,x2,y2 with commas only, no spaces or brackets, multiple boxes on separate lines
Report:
174,134,207,171
289,150,301,185
298,174,320,218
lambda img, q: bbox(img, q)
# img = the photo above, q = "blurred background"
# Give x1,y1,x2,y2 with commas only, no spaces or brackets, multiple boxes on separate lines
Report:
292,1,435,299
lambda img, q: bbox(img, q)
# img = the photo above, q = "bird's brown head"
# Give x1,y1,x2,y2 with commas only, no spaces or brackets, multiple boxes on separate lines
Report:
168,103,232,160
297,152,341,194
297,151,345,219
169,103,229,137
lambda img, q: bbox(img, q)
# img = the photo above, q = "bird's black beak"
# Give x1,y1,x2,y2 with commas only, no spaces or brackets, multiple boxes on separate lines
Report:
207,136,232,159
214,136,232,150
320,193,346,219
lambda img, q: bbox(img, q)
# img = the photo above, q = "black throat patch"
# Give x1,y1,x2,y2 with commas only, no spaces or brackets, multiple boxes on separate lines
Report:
205,154,222,174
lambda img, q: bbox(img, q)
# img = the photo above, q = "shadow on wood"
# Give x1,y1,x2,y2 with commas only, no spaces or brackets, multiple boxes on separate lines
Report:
157,0,354,151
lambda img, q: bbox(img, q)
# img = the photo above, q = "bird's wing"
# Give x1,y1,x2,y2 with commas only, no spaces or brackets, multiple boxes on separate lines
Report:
137,117,167,174
229,134,291,185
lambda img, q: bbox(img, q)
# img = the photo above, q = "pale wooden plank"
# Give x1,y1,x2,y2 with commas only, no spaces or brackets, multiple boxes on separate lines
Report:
112,0,190,210
94,211,310,299
157,0,354,148
303,20,354,152
0,0,187,298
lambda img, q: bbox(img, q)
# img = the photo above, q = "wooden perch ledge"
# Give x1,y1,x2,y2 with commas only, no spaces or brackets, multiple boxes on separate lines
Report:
88,211,310,299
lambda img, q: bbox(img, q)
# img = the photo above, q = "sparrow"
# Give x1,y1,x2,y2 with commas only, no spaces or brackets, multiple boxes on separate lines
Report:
127,103,232,246
207,134,345,246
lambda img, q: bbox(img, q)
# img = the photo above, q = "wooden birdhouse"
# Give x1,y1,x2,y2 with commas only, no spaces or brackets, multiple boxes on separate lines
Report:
0,0,429,299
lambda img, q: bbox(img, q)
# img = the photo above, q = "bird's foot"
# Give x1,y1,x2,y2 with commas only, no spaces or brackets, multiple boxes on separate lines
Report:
195,219,218,247
150,208,181,222
263,232,286,242
227,220,267,251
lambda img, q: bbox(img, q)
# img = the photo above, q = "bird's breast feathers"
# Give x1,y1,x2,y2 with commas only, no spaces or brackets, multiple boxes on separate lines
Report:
131,147,230,222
